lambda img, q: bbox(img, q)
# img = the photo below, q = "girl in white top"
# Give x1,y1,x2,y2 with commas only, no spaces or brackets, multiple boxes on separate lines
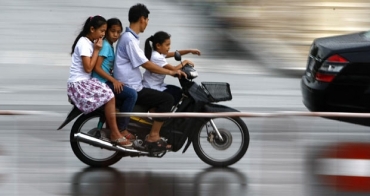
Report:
142,31,201,104
68,15,132,147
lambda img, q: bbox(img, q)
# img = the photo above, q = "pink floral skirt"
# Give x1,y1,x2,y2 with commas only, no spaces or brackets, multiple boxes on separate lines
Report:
67,78,114,114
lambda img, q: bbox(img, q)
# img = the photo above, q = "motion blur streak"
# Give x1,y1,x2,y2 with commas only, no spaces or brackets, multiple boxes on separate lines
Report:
204,0,370,72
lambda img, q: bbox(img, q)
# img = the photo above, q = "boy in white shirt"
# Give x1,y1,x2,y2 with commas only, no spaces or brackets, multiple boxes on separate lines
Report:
113,4,186,151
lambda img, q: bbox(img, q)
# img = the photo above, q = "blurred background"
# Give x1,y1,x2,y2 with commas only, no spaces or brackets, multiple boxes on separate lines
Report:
184,0,370,73
1,0,370,195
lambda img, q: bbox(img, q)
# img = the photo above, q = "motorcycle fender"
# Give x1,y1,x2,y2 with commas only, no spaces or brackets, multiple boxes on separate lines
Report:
57,106,82,130
181,104,239,153
182,139,192,154
180,118,208,153
203,103,240,113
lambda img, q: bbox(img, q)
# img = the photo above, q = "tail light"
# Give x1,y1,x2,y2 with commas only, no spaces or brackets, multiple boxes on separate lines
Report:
315,54,349,82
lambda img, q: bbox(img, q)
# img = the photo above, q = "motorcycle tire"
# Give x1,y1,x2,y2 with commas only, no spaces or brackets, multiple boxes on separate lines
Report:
70,112,123,167
192,116,249,167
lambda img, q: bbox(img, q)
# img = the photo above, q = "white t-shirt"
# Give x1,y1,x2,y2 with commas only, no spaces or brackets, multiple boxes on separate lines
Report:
142,51,168,91
68,37,93,83
114,27,148,92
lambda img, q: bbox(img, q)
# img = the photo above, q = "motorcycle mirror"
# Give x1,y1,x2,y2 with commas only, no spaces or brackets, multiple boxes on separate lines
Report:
174,50,181,61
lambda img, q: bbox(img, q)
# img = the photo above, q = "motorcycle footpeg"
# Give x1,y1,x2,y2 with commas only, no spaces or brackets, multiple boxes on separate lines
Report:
144,142,168,157
132,139,146,151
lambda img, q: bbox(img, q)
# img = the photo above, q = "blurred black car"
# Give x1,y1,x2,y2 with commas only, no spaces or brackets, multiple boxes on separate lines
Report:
301,31,370,126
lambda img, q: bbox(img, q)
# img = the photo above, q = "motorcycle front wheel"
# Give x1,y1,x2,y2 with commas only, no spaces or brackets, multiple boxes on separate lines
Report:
192,117,249,167
70,112,123,167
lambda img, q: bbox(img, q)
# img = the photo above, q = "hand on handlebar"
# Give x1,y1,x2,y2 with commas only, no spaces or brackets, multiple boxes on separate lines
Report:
183,60,194,67
170,70,187,79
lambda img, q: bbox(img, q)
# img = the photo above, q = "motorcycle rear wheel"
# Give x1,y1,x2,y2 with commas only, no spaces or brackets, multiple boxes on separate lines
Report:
70,112,123,167
192,116,249,167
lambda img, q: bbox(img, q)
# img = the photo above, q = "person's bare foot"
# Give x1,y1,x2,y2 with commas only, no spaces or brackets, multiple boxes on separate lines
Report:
111,134,132,147
120,130,136,141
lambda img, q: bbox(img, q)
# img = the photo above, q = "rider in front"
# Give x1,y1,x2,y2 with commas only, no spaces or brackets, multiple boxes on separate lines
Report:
143,31,201,104
113,4,186,151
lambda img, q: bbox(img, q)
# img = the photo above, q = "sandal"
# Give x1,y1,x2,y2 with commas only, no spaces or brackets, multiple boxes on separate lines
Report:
121,131,136,142
145,136,172,151
111,137,133,147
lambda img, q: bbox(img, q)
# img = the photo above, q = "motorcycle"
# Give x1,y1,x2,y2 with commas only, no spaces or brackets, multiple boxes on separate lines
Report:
57,51,250,167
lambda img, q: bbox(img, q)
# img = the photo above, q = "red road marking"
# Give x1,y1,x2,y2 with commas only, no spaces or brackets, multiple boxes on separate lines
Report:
316,143,370,192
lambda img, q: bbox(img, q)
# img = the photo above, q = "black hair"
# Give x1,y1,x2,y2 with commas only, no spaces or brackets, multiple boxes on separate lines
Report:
144,31,171,60
128,3,150,23
70,15,107,55
107,17,122,30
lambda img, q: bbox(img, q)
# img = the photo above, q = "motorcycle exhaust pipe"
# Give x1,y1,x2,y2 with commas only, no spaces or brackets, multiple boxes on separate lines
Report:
74,133,149,155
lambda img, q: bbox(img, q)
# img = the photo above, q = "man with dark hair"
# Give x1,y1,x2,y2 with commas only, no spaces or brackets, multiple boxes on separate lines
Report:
128,3,150,23
114,3,186,150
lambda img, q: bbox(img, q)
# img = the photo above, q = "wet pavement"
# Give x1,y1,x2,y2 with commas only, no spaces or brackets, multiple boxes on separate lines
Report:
3,103,370,195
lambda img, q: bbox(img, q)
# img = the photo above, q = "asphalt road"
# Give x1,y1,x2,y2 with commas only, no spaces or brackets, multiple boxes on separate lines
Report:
1,1,370,196
2,70,370,196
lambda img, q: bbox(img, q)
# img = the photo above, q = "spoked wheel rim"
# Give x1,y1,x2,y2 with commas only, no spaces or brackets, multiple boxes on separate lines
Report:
197,117,245,162
75,115,119,162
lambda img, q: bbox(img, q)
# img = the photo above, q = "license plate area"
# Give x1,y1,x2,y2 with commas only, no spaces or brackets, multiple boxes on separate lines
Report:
305,56,316,79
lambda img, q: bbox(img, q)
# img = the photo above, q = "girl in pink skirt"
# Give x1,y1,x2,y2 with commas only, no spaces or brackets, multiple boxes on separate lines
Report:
67,15,132,147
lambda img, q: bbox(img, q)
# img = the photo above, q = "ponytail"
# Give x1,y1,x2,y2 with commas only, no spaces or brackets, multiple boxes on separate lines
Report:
70,15,107,55
144,32,171,60
71,17,91,55
144,36,153,60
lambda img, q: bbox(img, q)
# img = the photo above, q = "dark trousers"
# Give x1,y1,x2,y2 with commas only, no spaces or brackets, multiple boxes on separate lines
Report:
137,87,174,122
163,85,182,105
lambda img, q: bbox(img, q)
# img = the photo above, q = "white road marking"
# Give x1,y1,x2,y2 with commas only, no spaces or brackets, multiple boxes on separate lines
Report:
315,158,370,177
